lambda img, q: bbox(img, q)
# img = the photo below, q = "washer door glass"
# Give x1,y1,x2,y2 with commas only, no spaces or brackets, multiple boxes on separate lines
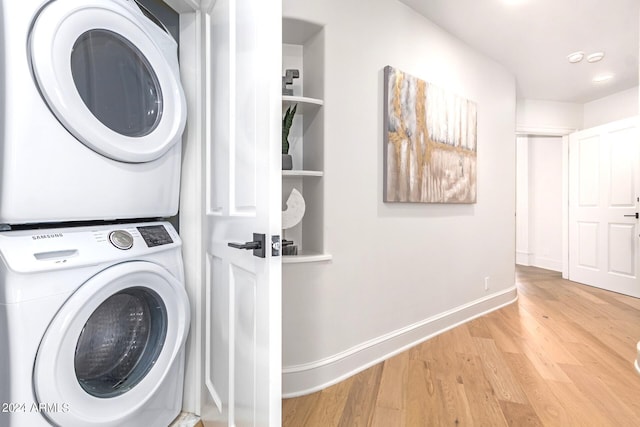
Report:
33,262,190,426
71,29,163,138
29,0,186,163
74,287,167,398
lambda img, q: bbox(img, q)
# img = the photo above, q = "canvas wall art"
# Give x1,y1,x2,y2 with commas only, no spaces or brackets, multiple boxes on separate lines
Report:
383,66,477,203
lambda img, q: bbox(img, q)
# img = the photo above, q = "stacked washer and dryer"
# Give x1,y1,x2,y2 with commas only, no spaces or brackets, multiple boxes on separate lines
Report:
0,1,190,426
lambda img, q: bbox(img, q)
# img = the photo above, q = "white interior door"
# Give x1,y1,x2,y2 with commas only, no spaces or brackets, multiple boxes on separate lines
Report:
200,0,281,425
568,117,640,297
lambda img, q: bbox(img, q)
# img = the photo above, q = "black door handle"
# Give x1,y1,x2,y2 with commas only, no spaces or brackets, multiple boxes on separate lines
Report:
228,241,261,250
228,233,266,258
624,213,639,219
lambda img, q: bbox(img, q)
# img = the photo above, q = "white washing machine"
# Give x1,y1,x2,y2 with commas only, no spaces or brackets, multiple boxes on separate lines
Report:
0,221,190,426
0,0,187,225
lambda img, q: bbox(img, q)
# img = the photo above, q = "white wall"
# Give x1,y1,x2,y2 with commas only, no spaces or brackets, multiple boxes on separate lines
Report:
516,99,583,134
583,86,639,128
529,137,563,271
516,88,639,135
516,136,563,271
515,137,530,264
282,0,517,396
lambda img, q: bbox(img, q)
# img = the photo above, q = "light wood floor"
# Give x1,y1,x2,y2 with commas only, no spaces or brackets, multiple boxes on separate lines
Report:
282,266,640,426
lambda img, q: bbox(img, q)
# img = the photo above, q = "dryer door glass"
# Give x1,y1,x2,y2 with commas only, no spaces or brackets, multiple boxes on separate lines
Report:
71,29,162,138
74,287,167,398
29,0,187,163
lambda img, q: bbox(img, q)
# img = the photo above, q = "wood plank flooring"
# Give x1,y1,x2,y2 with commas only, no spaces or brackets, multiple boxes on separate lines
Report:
282,266,640,426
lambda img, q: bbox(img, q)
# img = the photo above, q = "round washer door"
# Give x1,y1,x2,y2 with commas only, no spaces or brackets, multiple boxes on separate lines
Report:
29,0,186,163
33,261,190,427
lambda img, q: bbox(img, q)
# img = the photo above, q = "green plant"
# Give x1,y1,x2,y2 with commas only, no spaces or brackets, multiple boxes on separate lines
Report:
282,104,297,154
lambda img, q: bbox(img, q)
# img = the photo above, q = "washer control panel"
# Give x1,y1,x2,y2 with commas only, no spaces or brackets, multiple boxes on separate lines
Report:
0,221,181,274
137,224,174,247
109,230,134,250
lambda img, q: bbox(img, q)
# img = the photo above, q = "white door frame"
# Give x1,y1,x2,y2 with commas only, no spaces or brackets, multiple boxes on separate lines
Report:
515,127,574,279
562,133,570,279
162,0,205,415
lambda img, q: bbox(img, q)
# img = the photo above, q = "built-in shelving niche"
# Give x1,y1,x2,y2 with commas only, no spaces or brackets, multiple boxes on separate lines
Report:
282,18,331,264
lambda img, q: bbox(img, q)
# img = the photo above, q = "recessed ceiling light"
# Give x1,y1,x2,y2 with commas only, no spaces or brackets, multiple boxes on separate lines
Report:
593,73,614,83
587,52,605,63
567,51,584,63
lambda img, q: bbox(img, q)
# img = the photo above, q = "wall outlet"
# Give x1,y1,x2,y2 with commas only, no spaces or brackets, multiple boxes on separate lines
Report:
484,276,490,291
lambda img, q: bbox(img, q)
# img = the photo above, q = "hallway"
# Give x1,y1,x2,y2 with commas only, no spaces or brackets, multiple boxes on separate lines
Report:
283,266,640,426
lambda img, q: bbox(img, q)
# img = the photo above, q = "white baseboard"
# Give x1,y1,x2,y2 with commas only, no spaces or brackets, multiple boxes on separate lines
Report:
282,285,518,398
516,251,532,266
531,256,562,272
516,252,562,273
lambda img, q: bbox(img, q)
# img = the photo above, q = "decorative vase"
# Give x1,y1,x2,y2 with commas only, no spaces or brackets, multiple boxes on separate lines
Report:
282,244,298,256
282,154,293,170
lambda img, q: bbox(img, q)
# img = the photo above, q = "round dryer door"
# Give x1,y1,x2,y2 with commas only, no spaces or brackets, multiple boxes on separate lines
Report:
29,0,186,163
33,261,190,427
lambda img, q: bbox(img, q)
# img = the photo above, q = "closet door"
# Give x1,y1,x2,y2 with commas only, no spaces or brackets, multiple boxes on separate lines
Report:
569,117,640,297
200,0,282,425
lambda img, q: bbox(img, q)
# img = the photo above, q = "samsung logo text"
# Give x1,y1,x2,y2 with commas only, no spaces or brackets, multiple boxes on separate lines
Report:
32,233,64,240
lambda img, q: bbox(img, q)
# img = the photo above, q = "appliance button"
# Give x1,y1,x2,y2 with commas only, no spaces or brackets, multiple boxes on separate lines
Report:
109,230,134,250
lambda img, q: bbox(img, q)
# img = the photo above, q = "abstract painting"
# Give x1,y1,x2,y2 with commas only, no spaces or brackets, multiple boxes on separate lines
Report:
384,66,477,203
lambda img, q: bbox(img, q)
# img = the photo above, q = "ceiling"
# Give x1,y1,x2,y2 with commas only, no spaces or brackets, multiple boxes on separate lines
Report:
399,0,639,103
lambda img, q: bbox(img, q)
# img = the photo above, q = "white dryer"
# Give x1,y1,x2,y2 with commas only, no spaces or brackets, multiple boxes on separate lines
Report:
0,0,187,225
0,221,190,427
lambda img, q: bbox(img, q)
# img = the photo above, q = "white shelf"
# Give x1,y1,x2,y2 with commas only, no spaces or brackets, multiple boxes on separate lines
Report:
282,252,333,264
282,170,324,177
282,95,323,106
282,96,323,114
